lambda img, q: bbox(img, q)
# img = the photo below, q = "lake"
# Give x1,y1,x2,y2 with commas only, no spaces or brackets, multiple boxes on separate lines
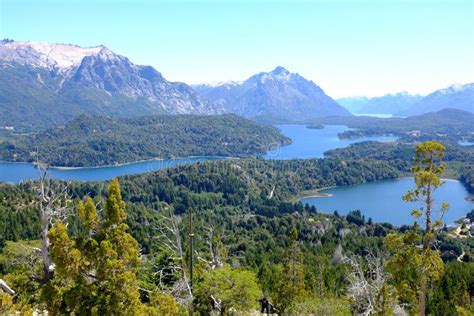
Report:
0,125,396,183
264,125,397,159
0,157,222,183
300,178,473,226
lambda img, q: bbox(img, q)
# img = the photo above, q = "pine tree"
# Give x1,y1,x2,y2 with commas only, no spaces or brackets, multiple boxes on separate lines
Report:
387,141,447,316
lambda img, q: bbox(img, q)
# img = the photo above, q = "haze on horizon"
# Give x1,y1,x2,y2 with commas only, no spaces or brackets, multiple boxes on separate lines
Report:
1,0,473,98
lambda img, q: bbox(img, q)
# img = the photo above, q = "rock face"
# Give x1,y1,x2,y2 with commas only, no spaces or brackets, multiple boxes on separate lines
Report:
0,39,221,131
194,66,351,122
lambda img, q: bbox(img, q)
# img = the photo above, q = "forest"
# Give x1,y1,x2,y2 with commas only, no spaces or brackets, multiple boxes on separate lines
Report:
0,114,290,167
1,144,473,315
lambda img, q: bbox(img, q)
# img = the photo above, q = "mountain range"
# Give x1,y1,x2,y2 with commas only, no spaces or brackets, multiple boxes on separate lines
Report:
337,93,423,115
194,66,351,121
338,83,473,116
0,39,472,131
397,83,474,116
0,39,220,131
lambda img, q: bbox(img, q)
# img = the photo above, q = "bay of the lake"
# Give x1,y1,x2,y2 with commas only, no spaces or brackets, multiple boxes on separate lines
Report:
264,125,397,160
300,178,473,225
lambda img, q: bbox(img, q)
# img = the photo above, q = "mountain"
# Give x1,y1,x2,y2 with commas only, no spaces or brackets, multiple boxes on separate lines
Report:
194,66,351,122
337,93,422,115
0,39,221,131
396,83,474,116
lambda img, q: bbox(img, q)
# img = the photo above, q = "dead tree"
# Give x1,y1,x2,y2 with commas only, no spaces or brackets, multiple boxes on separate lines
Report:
155,207,192,305
35,161,70,283
196,226,225,270
345,252,399,315
0,279,15,295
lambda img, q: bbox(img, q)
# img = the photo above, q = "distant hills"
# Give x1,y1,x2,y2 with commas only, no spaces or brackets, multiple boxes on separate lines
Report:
194,66,351,122
397,83,474,116
338,83,473,116
337,93,422,115
0,39,221,131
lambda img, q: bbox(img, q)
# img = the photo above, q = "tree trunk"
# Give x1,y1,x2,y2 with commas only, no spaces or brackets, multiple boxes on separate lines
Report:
40,207,53,281
418,277,426,316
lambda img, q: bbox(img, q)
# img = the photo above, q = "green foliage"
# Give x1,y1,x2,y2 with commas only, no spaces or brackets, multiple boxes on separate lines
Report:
77,197,99,232
0,114,290,166
272,227,306,313
45,178,150,314
325,140,474,194
149,292,180,315
195,265,261,314
0,155,470,313
0,184,40,248
385,231,422,313
387,141,448,315
427,262,474,315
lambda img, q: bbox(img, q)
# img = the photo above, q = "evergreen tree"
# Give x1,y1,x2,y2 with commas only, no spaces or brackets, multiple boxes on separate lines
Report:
387,141,447,316
46,178,156,314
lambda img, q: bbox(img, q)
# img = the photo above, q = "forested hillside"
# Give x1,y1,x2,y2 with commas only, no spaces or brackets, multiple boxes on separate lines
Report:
325,141,474,193
1,154,473,314
310,109,474,142
0,114,290,167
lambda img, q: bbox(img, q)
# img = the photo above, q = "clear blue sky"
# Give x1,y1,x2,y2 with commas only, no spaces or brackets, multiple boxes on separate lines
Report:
1,0,473,97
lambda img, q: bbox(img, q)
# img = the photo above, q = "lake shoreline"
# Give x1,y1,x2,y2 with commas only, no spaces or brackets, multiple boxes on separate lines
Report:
291,177,467,203
0,155,234,170
289,186,335,203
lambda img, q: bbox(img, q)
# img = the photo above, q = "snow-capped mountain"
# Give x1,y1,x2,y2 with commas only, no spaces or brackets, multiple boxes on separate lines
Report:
0,39,221,131
337,92,422,115
194,66,351,122
0,40,104,71
396,83,474,116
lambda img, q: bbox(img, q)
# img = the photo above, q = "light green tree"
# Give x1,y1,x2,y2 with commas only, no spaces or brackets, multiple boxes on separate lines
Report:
46,178,157,315
195,265,261,314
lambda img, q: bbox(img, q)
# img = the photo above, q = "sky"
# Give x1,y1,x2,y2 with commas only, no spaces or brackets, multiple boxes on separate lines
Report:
1,0,473,98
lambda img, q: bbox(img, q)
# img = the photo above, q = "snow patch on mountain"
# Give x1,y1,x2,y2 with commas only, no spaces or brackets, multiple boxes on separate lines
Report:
0,39,104,70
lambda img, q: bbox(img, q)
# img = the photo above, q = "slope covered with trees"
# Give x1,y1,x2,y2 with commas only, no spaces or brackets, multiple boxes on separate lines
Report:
1,150,473,314
0,114,290,167
325,141,474,193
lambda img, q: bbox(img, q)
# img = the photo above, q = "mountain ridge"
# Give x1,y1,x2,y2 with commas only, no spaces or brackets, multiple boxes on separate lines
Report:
0,39,222,131
337,83,473,116
194,66,352,121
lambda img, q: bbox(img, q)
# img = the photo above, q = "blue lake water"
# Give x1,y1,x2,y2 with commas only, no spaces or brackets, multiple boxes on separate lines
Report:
264,125,397,160
300,178,473,226
0,125,397,183
0,157,222,183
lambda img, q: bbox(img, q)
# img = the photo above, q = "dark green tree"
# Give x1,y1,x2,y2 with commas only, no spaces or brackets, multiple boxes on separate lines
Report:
273,227,306,313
